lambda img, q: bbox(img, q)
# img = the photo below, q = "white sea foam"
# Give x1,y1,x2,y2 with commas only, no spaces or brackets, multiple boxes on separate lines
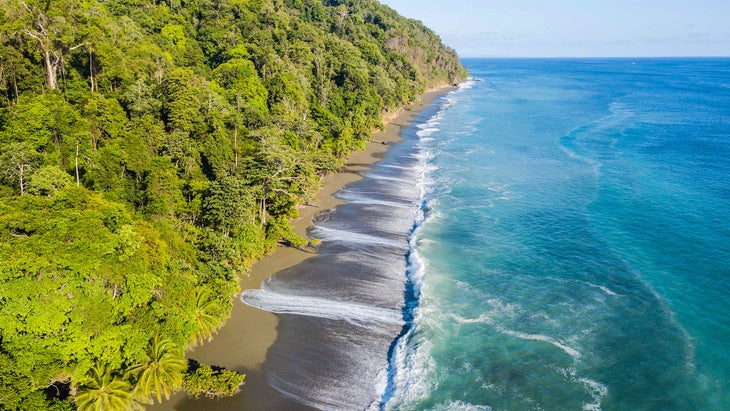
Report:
558,138,601,171
503,328,582,360
583,282,619,296
334,191,413,208
453,313,582,360
381,80,482,410
418,120,440,128
405,202,429,296
407,244,426,296
385,336,438,409
241,288,402,327
381,113,441,408
361,171,418,185
552,368,607,411
311,226,406,249
417,128,440,137
458,78,478,90
578,377,608,411
486,182,510,193
546,276,620,298
454,280,471,290
269,372,370,411
453,126,477,135
368,366,390,411
380,164,413,170
428,401,492,411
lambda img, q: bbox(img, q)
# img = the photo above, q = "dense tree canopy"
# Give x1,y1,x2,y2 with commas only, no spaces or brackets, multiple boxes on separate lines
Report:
0,0,467,408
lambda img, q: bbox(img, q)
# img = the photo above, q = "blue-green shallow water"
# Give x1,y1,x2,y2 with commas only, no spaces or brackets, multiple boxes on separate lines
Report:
385,58,730,410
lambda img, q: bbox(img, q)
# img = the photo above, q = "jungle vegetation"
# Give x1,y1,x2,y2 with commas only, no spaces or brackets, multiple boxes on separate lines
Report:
0,0,467,409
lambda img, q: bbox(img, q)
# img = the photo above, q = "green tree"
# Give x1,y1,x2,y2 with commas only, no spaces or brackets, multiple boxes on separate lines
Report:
0,141,42,194
241,135,320,226
2,0,90,90
161,68,203,135
182,361,244,399
191,288,225,346
122,78,163,119
201,176,257,237
82,94,127,153
0,352,43,410
0,93,89,173
27,164,73,196
0,43,37,104
129,334,187,404
211,57,269,126
75,364,140,411
201,120,234,180
142,156,185,216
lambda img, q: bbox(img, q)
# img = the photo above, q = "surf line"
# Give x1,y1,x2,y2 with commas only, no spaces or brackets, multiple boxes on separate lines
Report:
377,199,426,410
375,88,459,409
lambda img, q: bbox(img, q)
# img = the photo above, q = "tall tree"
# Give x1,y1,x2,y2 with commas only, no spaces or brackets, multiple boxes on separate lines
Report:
191,288,224,346
129,334,187,404
211,57,269,127
0,141,42,195
241,134,320,226
2,0,90,90
201,176,257,237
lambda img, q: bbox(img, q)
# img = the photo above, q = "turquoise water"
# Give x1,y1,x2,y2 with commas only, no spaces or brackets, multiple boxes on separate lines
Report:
385,59,730,410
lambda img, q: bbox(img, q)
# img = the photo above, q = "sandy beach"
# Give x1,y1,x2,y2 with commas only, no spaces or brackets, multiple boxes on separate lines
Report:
154,86,452,411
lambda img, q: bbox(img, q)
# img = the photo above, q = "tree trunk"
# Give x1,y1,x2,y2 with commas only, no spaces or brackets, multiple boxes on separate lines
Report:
44,50,59,90
89,48,96,93
18,164,26,196
75,142,80,187
233,125,238,170
260,198,265,227
12,72,18,103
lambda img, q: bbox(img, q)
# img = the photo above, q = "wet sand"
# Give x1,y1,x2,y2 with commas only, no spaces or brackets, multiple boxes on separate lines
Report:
153,86,452,411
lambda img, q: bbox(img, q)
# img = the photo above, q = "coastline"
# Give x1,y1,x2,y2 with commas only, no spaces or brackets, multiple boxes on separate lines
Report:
154,86,453,411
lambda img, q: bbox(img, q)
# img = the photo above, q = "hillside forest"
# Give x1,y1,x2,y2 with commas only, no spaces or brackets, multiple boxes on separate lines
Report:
0,0,467,409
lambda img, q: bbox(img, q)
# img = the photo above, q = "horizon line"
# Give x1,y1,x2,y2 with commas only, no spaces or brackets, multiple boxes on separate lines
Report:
458,55,730,59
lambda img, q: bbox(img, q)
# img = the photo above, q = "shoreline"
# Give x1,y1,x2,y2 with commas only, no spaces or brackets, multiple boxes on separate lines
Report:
154,86,453,410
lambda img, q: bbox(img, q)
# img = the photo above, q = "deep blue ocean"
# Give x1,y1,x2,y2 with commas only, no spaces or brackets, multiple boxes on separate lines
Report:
243,58,730,411
386,58,730,410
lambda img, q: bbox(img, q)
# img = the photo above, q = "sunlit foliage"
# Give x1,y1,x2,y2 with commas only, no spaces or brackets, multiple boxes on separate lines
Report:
0,0,466,408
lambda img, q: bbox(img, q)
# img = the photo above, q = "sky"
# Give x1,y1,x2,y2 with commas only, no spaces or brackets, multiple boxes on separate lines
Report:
380,0,730,57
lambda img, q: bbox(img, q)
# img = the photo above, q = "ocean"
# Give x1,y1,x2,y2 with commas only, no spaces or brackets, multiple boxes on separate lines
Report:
243,58,730,410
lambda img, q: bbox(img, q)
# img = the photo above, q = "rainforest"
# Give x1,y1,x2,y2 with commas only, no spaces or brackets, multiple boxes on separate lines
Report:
0,0,467,409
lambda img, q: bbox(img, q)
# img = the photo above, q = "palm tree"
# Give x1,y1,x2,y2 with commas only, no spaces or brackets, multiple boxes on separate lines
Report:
75,364,140,411
130,334,187,403
192,288,224,346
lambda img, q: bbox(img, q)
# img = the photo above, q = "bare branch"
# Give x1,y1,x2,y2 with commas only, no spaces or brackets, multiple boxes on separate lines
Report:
69,43,86,51
19,0,31,13
22,28,42,42
271,164,297,178
269,187,293,195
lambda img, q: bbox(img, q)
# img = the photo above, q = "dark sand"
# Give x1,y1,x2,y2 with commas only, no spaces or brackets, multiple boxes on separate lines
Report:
153,87,452,411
